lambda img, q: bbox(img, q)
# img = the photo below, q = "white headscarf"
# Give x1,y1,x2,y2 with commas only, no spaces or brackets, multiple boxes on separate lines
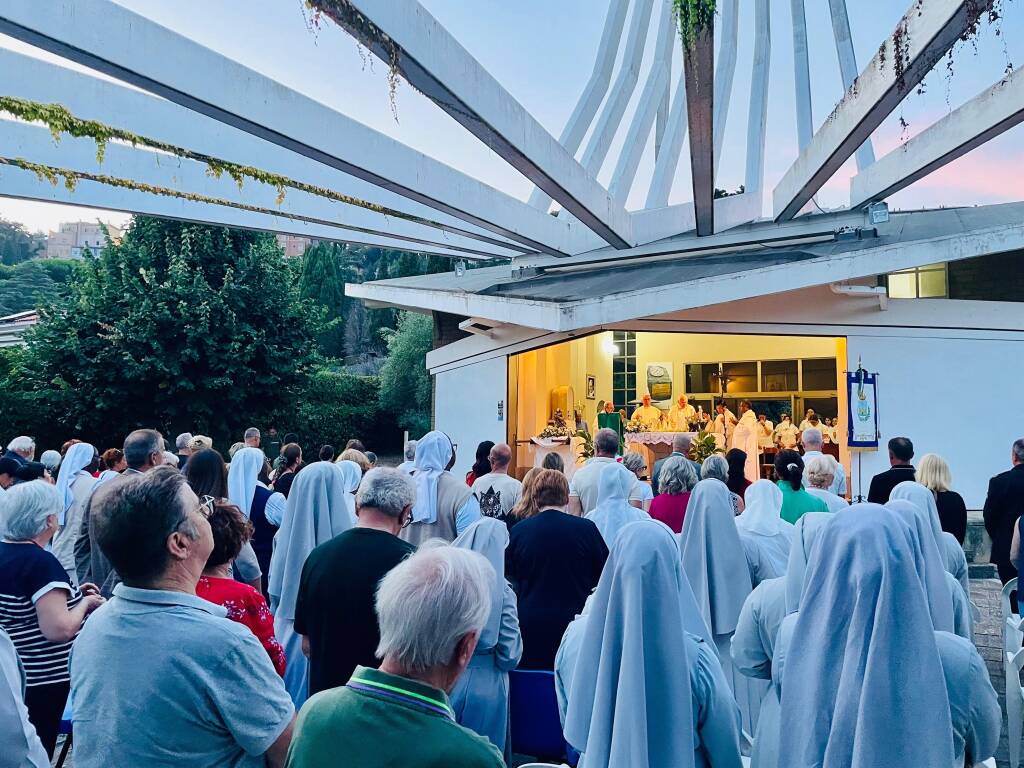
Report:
584,462,648,549
453,517,509,649
227,447,266,517
564,520,697,768
411,431,452,524
736,479,790,537
679,479,752,636
334,460,362,521
54,442,95,523
268,462,355,619
885,499,956,633
784,512,833,613
778,505,954,767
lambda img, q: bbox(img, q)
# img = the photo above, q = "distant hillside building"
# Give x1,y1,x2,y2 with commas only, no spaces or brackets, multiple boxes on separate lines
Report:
45,221,123,259
275,234,314,257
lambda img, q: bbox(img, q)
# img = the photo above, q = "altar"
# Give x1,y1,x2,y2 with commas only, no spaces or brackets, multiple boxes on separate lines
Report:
625,431,698,470
526,436,581,479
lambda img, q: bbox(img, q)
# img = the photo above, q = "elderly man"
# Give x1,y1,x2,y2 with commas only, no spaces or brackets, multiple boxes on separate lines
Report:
651,433,701,496
631,393,662,429
400,431,480,545
568,428,644,515
296,468,417,696
801,427,846,496
396,440,417,474
174,433,193,470
71,467,295,767
984,438,1024,584
666,394,697,431
244,427,261,449
74,429,165,595
471,443,521,527
287,545,502,768
4,436,35,466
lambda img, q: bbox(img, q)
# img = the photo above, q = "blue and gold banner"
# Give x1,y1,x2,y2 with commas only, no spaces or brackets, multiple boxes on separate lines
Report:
847,368,879,449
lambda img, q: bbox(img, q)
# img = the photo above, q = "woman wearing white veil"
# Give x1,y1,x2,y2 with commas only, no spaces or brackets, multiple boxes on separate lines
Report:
680,479,764,736
563,519,741,768
268,461,355,707
49,442,97,581
731,512,831,768
734,480,793,584
886,498,972,639
584,462,649,549
775,505,999,768
450,518,522,763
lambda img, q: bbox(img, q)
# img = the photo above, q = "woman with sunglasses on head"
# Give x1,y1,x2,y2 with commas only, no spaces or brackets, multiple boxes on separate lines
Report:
194,499,286,676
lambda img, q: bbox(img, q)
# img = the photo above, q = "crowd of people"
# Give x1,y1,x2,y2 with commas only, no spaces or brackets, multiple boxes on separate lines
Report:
0,424,1020,767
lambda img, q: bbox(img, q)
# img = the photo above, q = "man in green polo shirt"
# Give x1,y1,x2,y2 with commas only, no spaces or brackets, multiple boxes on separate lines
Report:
286,546,502,768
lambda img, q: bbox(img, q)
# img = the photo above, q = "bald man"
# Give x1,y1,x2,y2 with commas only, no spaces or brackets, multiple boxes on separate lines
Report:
470,443,522,528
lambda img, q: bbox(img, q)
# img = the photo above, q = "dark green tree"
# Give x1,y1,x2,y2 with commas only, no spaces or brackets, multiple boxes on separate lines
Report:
2,217,323,447
0,259,79,315
0,218,44,266
377,311,433,437
299,241,350,358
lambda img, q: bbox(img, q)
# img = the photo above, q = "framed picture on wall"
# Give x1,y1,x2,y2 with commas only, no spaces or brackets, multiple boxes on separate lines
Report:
586,375,596,400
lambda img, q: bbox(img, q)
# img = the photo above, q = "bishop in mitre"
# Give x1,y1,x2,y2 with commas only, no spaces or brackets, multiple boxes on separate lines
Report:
667,394,697,431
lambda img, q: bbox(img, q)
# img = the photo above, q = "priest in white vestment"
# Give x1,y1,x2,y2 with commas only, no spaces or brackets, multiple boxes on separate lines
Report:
733,401,761,483
709,403,737,449
756,415,774,450
631,393,663,429
667,394,697,431
772,415,799,449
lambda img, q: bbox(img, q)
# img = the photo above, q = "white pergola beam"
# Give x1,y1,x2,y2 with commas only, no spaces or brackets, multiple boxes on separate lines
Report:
334,0,633,249
528,0,629,210
0,48,529,258
827,0,875,171
0,119,508,259
790,0,813,152
712,0,739,175
0,0,585,257
646,74,689,208
850,67,1024,208
608,0,675,205
773,0,993,222
745,0,772,197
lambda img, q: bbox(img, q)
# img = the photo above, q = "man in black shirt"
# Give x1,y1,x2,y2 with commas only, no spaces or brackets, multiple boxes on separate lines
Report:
294,467,416,695
984,438,1024,584
867,437,916,504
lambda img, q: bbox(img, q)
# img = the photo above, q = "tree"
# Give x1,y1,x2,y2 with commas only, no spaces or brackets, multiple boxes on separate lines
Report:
0,259,79,315
299,242,349,358
0,218,44,266
3,217,323,447
377,311,433,436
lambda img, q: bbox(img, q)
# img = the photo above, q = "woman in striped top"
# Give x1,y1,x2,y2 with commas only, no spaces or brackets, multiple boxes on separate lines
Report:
0,481,105,756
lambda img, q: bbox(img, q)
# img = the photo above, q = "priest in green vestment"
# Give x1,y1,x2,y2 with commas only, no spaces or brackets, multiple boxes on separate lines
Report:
595,400,624,454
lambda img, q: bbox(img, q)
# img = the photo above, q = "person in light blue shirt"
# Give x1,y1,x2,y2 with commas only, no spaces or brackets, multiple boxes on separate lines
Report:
799,428,846,496
71,466,294,768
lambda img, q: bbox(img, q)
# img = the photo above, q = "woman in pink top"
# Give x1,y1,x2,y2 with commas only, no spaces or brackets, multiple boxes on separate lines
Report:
648,455,699,533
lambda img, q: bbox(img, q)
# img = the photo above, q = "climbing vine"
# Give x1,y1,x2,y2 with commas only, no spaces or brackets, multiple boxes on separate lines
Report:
0,95,456,233
304,0,402,121
672,0,717,48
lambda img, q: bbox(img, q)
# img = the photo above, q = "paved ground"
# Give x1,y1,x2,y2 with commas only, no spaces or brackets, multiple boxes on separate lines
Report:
973,575,1014,768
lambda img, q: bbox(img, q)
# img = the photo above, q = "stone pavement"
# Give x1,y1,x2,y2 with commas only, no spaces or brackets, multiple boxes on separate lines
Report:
972,573,1013,768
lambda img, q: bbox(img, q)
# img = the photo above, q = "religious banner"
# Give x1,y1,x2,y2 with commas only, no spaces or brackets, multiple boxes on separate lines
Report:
646,363,672,406
847,368,879,449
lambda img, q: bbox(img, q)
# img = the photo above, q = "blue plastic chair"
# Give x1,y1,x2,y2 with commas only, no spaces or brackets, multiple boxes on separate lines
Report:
55,699,73,768
508,669,578,765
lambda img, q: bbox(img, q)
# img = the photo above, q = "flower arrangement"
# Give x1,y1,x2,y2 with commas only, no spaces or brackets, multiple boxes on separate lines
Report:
624,416,649,434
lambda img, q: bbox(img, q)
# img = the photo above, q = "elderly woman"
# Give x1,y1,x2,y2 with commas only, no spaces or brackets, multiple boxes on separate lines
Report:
803,454,848,513
648,455,698,533
701,454,744,514
0,481,104,756
451,518,523,762
621,451,653,511
196,501,286,676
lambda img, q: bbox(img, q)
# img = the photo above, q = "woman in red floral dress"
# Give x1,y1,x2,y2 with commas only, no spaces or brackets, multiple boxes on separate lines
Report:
195,499,287,676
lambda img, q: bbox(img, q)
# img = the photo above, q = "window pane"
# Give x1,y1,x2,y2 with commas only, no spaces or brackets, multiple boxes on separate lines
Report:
888,272,917,298
802,358,837,390
613,358,625,374
918,267,947,298
761,360,798,392
722,361,757,393
686,364,717,393
625,358,636,374
613,373,625,390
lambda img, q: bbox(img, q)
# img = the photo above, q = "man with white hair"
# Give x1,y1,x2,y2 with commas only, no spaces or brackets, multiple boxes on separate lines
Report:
569,428,644,515
244,428,261,449
287,545,502,768
651,433,701,496
800,427,846,496
396,440,417,474
296,468,417,695
4,437,35,466
174,433,193,470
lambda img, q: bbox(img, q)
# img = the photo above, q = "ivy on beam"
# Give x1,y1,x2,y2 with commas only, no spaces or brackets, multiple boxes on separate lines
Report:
672,0,717,48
